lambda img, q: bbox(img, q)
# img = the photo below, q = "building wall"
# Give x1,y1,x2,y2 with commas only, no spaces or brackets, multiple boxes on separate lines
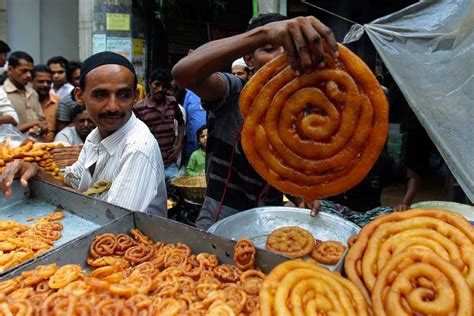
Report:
0,0,7,41
6,0,79,64
41,0,79,62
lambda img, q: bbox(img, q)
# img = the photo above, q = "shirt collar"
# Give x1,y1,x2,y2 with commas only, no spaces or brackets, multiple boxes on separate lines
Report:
4,79,36,98
86,112,138,156
3,78,19,93
43,92,60,108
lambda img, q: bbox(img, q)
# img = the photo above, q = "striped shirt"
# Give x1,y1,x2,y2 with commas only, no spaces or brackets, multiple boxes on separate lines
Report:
64,113,167,216
133,96,184,166
195,73,282,230
56,92,79,123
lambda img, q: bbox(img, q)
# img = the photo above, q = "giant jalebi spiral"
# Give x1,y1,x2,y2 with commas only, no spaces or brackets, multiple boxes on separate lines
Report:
344,208,474,311
259,259,370,316
372,248,472,316
240,44,389,199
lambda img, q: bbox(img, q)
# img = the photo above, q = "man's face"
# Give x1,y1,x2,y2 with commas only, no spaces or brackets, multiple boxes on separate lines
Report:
32,71,52,96
148,79,168,104
49,63,67,87
71,68,81,87
0,53,7,67
8,59,33,88
75,64,136,138
231,65,249,81
246,44,283,71
74,110,96,139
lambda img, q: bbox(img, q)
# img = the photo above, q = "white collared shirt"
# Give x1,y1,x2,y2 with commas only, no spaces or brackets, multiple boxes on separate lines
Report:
51,83,74,98
0,88,19,123
54,126,83,145
64,113,167,216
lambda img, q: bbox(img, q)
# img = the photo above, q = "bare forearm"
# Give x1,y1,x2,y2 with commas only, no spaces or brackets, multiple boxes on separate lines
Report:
173,27,266,88
401,169,421,206
0,116,17,125
16,121,38,132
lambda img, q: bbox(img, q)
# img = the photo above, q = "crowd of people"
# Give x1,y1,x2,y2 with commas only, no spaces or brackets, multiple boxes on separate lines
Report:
0,13,420,229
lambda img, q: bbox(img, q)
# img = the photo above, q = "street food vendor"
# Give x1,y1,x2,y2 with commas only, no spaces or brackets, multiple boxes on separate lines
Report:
172,14,338,230
0,52,167,216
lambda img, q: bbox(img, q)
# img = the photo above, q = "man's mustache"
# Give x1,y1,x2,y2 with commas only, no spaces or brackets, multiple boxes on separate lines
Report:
98,112,126,119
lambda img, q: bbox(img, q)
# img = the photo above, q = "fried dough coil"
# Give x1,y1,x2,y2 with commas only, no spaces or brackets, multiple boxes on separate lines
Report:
240,44,388,199
344,208,474,303
311,240,346,265
265,226,315,258
372,248,472,316
124,245,155,265
48,264,81,289
89,233,117,258
259,259,370,316
234,239,256,271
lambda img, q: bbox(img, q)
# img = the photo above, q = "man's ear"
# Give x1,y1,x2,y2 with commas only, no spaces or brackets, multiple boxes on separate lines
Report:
244,54,254,70
74,87,84,105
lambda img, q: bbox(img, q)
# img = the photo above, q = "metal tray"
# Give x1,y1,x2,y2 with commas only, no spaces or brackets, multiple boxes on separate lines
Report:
207,207,360,271
1,212,288,280
0,179,131,275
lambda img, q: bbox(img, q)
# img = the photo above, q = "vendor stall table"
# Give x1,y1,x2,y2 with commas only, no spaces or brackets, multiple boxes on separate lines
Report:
1,210,289,280
0,179,131,276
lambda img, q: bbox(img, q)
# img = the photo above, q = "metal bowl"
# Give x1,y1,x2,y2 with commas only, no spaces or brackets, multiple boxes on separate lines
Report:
208,207,360,271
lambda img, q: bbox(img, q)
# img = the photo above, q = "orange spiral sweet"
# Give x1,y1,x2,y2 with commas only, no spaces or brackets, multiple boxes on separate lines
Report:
311,240,346,265
124,245,155,265
259,259,370,316
345,208,474,304
372,248,472,316
240,44,388,199
233,239,256,271
90,233,117,258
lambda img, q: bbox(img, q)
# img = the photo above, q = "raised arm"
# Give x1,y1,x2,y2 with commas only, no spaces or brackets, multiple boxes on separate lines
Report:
171,16,338,102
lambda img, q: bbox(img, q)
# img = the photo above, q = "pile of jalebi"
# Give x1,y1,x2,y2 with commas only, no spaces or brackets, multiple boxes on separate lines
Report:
260,260,371,316
0,142,63,180
0,211,64,273
240,43,388,200
344,208,474,315
0,229,264,315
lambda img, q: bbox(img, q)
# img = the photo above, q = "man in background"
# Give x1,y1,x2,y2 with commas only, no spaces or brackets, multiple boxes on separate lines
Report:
1,51,47,136
56,61,82,132
31,65,60,141
134,67,185,181
231,57,251,81
48,56,73,98
54,105,95,145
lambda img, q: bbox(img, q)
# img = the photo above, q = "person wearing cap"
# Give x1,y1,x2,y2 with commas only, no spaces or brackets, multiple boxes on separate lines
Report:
231,58,251,81
0,52,167,217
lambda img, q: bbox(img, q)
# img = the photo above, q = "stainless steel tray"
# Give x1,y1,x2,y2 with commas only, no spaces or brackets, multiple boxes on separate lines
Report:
207,207,360,271
0,179,131,275
1,212,288,280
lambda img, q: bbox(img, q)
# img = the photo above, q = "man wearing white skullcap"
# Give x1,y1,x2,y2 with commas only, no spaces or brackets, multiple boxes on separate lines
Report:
231,58,250,80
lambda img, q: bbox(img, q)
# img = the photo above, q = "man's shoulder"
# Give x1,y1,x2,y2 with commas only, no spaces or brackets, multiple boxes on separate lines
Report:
133,98,148,110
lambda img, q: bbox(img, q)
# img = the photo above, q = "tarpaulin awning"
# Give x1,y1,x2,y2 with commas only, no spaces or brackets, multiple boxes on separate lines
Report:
346,0,473,200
